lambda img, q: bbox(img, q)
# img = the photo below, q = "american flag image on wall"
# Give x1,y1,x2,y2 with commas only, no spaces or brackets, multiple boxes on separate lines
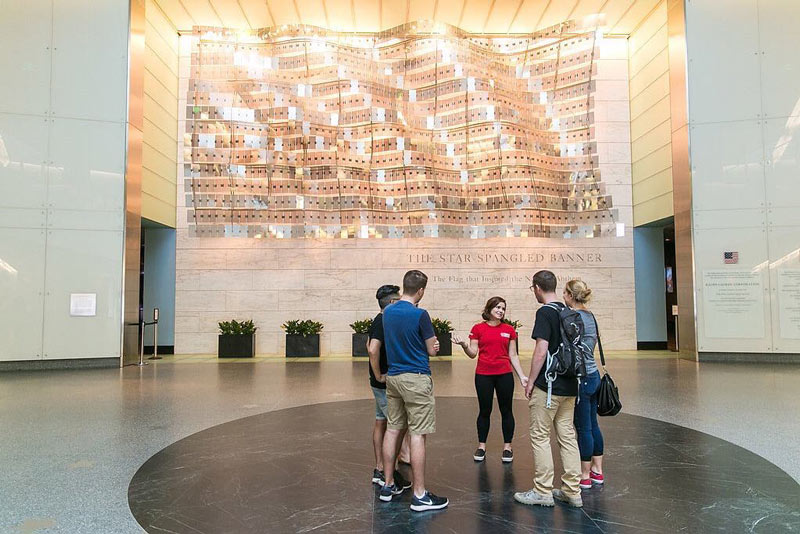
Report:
724,251,739,264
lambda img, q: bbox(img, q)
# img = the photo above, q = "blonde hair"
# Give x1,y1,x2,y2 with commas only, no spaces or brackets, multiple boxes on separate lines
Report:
565,279,592,304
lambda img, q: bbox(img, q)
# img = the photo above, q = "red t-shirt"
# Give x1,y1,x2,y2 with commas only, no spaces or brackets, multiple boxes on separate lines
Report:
469,322,517,375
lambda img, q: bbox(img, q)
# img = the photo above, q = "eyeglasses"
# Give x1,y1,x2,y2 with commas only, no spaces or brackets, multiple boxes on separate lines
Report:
528,284,536,292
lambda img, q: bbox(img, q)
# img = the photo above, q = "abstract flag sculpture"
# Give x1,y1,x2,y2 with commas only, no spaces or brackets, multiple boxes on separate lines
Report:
184,20,615,239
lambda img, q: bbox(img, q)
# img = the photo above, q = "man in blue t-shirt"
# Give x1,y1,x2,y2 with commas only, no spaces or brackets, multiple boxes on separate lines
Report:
378,270,449,512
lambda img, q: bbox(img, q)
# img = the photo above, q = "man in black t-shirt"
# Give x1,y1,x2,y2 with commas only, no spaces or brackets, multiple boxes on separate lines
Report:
367,285,410,488
514,270,583,509
368,312,389,390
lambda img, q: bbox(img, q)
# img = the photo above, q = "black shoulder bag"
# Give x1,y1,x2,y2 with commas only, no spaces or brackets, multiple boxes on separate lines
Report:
593,315,622,417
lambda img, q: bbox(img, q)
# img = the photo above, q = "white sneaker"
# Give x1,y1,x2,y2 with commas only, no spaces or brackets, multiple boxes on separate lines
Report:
513,489,554,507
552,489,583,508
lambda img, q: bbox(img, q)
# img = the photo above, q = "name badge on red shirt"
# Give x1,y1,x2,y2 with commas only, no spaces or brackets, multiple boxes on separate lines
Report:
500,332,511,338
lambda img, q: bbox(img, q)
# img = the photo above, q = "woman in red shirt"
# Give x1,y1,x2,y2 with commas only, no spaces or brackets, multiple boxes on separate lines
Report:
453,296,528,463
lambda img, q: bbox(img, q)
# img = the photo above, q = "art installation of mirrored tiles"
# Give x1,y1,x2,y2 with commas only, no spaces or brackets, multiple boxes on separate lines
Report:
184,20,617,239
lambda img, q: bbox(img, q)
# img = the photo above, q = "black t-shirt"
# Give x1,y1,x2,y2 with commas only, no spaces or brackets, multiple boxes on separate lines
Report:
531,303,579,397
368,313,388,389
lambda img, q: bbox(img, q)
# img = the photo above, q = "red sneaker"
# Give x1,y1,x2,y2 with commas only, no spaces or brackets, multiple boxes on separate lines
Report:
590,471,604,485
579,478,592,489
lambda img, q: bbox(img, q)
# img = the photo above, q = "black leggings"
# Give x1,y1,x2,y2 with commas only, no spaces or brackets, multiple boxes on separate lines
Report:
474,372,515,443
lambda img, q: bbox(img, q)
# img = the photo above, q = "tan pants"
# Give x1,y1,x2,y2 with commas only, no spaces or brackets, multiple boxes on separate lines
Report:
528,387,581,497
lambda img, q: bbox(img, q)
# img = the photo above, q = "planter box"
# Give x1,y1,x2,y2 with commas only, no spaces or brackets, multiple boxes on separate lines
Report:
352,333,369,357
436,333,452,356
286,334,320,358
218,334,255,358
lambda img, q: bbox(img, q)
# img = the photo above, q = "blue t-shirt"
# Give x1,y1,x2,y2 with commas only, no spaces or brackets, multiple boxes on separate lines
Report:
383,300,436,375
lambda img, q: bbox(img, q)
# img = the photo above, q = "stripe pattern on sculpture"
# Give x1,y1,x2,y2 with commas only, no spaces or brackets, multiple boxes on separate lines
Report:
184,21,616,239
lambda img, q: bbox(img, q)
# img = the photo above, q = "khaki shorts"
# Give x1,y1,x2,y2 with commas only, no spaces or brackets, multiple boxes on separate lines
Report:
386,373,436,435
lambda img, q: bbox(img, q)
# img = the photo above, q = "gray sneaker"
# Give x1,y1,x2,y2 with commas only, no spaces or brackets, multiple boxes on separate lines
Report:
513,489,554,507
552,489,583,508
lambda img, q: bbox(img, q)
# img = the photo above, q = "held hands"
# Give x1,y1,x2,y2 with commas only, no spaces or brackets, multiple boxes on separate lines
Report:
524,378,535,399
378,374,387,384
520,375,529,388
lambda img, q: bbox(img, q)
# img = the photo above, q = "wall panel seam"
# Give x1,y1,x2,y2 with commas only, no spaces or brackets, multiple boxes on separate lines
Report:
145,39,179,76
632,168,672,187
143,139,178,163
147,0,180,35
144,93,179,121
637,191,674,203
629,53,669,91
142,159,177,180
142,168,177,187
144,45,179,80
142,169,178,188
143,116,178,142
630,88,670,121
143,139,179,163
632,166,673,186
144,67,179,100
145,14,179,49
629,70,669,101
630,41,668,75
630,22,666,56
631,139,672,164
631,115,671,144
144,20,179,56
629,22,668,62
629,94,671,125
141,191,174,205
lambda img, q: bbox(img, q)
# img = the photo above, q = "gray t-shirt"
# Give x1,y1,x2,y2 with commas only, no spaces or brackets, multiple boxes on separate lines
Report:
578,310,599,375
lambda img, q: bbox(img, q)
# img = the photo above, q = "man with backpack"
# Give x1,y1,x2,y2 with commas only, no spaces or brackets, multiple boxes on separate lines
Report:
514,270,583,508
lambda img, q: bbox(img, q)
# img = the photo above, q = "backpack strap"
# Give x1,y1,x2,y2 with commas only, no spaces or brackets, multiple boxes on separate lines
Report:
591,313,606,368
545,351,554,408
543,302,565,312
542,302,565,409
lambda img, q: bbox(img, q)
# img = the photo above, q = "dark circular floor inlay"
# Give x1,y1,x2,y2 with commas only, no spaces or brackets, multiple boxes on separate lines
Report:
129,398,800,533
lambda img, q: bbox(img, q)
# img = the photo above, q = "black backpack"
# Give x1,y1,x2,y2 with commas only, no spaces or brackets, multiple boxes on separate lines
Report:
543,302,589,407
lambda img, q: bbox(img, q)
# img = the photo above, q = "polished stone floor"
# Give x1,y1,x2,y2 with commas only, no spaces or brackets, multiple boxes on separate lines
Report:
1,356,800,533
129,398,800,534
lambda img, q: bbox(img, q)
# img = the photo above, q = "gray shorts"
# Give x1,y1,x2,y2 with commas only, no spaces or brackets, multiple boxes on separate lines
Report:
371,386,388,420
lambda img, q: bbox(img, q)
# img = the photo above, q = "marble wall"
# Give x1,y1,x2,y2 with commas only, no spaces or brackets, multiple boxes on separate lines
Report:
0,0,138,362
174,37,634,355
682,0,800,357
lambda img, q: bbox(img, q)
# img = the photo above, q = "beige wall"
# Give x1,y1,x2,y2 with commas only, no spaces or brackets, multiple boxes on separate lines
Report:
173,37,635,356
142,0,178,227
629,1,674,227
174,237,636,356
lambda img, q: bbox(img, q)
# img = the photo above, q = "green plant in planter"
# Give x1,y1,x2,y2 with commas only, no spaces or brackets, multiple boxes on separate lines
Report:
349,318,373,334
218,319,257,335
281,319,324,336
218,319,256,358
502,318,523,331
431,318,454,335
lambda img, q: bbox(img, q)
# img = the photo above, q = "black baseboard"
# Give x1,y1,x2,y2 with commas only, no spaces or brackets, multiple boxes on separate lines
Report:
143,345,174,355
0,358,120,372
637,341,668,350
698,352,800,364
